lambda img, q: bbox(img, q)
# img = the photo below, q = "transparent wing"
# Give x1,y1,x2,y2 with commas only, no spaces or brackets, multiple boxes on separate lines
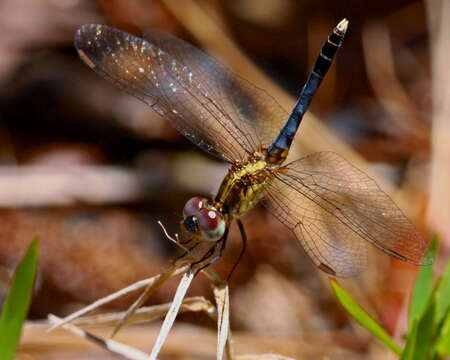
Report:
143,29,289,152
264,151,431,277
74,25,289,162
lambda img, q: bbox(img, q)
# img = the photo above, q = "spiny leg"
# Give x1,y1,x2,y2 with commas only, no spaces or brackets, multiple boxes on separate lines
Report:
173,241,200,264
190,242,219,268
194,236,228,275
191,228,230,274
226,219,248,281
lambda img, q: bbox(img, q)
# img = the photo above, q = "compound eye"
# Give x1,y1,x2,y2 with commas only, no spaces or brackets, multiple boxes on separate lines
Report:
182,215,199,234
197,209,225,242
183,196,208,217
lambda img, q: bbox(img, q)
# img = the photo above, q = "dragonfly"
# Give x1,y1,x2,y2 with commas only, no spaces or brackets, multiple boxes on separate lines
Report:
74,19,431,278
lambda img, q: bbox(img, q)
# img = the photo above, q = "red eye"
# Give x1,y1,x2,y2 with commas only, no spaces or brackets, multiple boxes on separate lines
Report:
183,196,207,217
197,209,220,230
197,209,225,241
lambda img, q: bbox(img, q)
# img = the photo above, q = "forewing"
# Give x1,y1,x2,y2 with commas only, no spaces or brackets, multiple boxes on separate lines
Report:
264,151,431,277
143,29,289,150
74,24,269,162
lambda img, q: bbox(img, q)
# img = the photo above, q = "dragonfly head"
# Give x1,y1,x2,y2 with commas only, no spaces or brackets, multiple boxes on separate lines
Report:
181,196,225,242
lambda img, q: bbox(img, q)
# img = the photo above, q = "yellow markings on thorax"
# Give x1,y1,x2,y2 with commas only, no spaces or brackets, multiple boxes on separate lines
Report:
234,159,267,180
216,158,276,216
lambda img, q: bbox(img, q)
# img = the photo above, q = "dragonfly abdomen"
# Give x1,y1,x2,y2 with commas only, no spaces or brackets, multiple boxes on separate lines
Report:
267,19,348,165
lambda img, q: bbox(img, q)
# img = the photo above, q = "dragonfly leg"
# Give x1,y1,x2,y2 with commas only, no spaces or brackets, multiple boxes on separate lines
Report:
173,241,200,264
206,235,228,267
193,239,227,275
191,242,218,266
191,228,229,274
226,219,247,281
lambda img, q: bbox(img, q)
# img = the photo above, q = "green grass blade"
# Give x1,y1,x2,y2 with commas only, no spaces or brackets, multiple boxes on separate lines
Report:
330,279,402,355
409,236,438,329
0,238,39,360
434,259,450,327
401,318,418,360
410,301,435,359
436,306,450,356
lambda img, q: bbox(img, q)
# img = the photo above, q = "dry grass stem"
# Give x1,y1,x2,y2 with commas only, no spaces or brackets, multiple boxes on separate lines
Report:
149,270,195,359
70,296,215,328
362,22,428,140
110,257,193,338
48,314,149,360
0,165,157,206
47,261,190,332
214,282,231,360
426,0,450,246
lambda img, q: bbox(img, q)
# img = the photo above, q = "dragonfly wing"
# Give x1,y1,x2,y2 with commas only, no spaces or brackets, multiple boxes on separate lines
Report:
143,29,289,151
75,24,264,162
264,151,431,277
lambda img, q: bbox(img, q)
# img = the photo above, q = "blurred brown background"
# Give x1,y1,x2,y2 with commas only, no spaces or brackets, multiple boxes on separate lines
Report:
0,0,448,359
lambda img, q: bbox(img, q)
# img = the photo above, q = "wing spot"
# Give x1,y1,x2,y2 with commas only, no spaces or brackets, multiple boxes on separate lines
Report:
77,49,96,69
318,263,337,276
388,250,408,261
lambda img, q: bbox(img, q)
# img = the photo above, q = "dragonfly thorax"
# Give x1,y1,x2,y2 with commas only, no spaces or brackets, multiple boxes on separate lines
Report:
182,196,226,242
216,152,280,215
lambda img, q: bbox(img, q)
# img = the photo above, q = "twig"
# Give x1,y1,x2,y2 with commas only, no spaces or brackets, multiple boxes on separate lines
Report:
48,314,149,360
47,261,190,332
71,297,215,327
149,270,195,359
